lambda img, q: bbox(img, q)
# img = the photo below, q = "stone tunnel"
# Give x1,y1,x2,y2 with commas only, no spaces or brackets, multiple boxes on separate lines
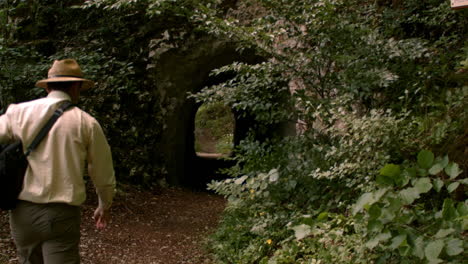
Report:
150,36,296,188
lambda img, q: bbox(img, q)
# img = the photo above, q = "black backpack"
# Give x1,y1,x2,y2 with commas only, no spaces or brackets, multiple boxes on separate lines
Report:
0,141,28,210
0,101,73,210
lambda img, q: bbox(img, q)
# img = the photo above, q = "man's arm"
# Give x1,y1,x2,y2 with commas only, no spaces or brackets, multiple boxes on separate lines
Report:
0,105,15,144
87,119,116,229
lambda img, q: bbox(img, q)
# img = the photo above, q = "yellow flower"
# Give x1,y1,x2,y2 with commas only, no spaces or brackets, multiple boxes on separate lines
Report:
250,189,255,194
266,239,273,245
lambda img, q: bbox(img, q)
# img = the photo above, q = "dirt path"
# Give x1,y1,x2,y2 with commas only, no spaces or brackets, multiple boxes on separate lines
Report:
0,186,226,264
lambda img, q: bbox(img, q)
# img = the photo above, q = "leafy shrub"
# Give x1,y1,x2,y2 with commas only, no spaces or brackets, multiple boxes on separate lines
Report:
353,150,466,263
0,44,48,109
207,106,423,263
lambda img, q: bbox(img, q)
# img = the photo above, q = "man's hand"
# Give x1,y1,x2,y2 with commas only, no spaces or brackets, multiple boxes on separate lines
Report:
93,207,110,230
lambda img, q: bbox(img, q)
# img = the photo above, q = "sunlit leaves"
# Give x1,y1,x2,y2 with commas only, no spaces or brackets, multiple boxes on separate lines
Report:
447,182,460,193
399,187,420,205
412,236,425,259
429,155,448,175
428,163,444,175
445,162,462,179
291,224,311,241
445,238,463,256
414,177,432,194
434,228,454,238
424,240,444,263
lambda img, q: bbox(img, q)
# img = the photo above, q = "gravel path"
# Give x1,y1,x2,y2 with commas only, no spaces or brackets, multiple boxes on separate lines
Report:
0,185,225,264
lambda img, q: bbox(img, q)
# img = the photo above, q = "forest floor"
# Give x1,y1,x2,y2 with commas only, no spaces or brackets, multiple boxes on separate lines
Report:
0,184,226,264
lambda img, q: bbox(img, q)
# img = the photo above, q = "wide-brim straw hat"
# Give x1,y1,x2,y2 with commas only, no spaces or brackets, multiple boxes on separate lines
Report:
36,59,94,90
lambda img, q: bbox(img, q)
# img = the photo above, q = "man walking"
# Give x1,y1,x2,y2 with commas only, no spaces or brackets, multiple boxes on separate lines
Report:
0,59,116,263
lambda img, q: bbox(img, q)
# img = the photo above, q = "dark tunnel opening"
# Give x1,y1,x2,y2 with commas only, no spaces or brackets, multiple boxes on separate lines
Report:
153,38,266,188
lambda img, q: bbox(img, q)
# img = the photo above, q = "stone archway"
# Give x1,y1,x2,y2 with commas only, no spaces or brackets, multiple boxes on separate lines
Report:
151,36,263,187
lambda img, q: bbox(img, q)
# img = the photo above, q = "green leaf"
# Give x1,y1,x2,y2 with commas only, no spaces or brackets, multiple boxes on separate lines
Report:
392,166,408,187
429,163,444,175
457,202,468,216
367,220,383,232
373,188,388,201
403,167,417,178
379,208,396,224
376,175,394,186
435,155,449,168
353,192,374,215
447,182,460,193
397,172,410,187
398,245,411,256
380,164,401,178
424,240,444,262
390,234,406,249
434,228,454,238
414,177,432,194
445,162,462,179
433,179,444,192
442,199,458,220
368,204,382,220
445,238,463,256
387,196,402,211
399,213,414,224
399,187,420,205
463,218,468,231
417,150,434,169
412,236,425,259
365,232,391,249
316,212,328,221
417,167,429,177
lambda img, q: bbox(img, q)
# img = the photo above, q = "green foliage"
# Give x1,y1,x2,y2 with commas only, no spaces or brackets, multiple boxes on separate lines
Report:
0,45,47,110
353,150,466,263
0,0,166,185
198,0,467,263
193,61,293,126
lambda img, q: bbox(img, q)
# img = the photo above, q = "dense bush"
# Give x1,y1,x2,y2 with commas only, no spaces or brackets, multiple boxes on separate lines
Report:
353,150,466,263
0,0,166,185
191,0,467,263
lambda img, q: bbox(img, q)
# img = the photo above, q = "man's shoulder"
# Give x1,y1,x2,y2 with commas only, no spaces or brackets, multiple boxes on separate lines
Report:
71,107,101,126
3,97,47,115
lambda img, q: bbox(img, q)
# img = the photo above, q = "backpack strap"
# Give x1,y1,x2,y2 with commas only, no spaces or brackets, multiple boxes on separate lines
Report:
24,101,74,156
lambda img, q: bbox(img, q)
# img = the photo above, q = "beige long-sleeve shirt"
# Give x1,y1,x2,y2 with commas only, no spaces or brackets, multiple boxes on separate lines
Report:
0,91,115,209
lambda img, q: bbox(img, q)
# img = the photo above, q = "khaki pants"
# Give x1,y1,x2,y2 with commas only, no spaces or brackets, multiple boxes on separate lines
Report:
9,201,81,264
